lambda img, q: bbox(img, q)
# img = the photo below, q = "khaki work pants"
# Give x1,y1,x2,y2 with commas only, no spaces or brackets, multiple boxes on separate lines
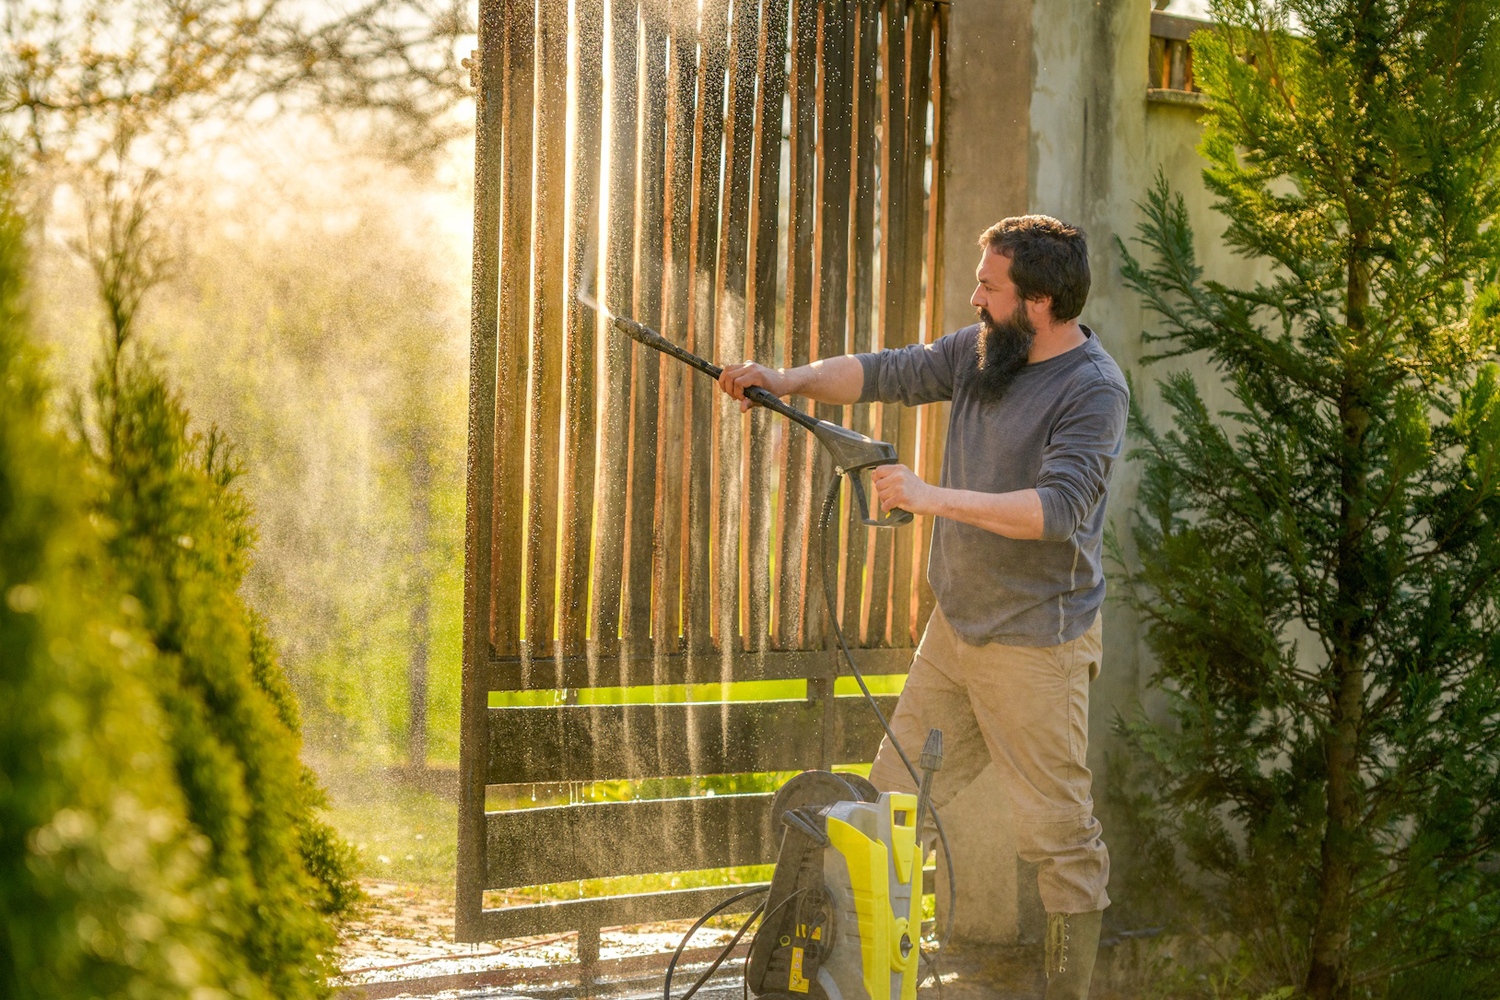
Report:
868,606,1111,914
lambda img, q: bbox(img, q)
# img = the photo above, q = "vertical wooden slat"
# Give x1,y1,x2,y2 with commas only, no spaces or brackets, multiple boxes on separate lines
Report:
625,0,669,650
809,0,857,765
775,0,818,650
844,0,879,644
685,0,731,653
589,0,642,656
868,0,908,646
716,0,763,654
491,0,535,659
458,0,504,939
558,0,605,658
915,4,948,632
525,0,569,667
891,1,933,646
743,0,789,652
807,0,854,651
1169,39,1188,91
653,0,699,651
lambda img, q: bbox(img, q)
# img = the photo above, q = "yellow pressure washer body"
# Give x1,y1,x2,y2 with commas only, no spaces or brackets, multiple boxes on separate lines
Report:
746,771,925,1000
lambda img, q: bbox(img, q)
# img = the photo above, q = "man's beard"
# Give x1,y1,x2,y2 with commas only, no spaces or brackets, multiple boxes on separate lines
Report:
971,304,1036,402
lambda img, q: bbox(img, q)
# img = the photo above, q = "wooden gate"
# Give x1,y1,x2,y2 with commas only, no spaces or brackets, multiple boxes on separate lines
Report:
459,0,950,956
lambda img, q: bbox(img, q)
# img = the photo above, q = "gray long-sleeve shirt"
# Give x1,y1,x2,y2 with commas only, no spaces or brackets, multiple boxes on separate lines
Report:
856,324,1128,647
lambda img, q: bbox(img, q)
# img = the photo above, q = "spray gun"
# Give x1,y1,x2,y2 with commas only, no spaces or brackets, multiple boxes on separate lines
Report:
583,295,913,528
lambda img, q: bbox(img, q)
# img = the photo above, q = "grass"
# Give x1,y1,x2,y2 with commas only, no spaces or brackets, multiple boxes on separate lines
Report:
312,755,804,895
483,864,779,909
314,757,459,890
486,674,910,709
311,750,937,947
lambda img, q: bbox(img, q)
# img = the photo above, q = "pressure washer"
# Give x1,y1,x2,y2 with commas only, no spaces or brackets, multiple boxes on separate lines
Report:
582,297,958,1000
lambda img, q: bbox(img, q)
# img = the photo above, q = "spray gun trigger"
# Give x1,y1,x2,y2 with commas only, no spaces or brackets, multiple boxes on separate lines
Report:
846,471,914,528
804,421,910,525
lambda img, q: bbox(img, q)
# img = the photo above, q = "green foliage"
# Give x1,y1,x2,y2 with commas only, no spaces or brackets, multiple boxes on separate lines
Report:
82,335,360,998
1116,1,1500,996
4,144,358,993
318,764,458,888
0,0,474,168
0,167,228,999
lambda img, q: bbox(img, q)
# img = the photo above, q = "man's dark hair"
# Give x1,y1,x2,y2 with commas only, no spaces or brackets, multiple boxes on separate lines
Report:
978,215,1090,322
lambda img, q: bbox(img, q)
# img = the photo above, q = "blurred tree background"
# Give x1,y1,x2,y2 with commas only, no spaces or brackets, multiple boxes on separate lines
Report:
51,140,475,768
7,0,476,770
1,1,479,990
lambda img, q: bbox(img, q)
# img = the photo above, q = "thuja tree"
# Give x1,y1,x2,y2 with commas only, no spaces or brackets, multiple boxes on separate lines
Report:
83,332,360,998
1116,1,1500,997
2,134,355,992
0,169,232,999
62,142,359,994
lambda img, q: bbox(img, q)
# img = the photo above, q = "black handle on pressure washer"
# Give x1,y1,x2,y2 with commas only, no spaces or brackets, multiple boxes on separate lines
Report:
807,422,914,527
914,728,943,855
844,465,914,528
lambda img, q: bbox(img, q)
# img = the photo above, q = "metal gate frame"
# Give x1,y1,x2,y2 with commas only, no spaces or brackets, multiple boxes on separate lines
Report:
459,0,949,957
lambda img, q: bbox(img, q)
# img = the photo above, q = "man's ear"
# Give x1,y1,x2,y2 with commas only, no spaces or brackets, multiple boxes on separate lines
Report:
1026,294,1054,325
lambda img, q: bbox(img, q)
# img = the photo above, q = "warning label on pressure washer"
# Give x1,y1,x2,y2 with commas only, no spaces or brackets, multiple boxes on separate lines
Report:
789,947,810,993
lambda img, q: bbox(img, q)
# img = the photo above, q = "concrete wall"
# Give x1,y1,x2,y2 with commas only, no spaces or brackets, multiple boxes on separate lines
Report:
934,0,1274,943
929,0,1033,945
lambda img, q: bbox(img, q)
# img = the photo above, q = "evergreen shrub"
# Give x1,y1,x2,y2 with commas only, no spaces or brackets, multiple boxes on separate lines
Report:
83,325,360,999
1,161,357,998
1114,1,1500,996
1,174,228,1000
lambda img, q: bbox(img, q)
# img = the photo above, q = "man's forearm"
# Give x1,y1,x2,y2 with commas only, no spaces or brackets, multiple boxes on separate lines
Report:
867,462,1046,540
927,486,1045,541
782,355,865,405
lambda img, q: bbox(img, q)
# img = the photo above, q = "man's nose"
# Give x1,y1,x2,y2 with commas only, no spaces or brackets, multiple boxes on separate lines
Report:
970,285,982,308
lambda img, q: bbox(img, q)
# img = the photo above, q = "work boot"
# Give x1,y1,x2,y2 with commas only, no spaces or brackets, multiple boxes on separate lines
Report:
1044,910,1102,1000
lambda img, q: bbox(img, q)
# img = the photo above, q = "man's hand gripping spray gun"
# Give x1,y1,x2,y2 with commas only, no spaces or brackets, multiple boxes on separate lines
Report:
583,294,914,528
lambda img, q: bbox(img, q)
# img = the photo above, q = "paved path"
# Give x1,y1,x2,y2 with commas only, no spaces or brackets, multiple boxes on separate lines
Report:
336,907,1152,1000
382,945,1053,1000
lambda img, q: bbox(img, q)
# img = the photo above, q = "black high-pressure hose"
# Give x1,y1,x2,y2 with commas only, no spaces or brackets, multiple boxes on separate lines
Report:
815,476,958,962
662,886,769,1000
588,299,956,997
661,479,959,1000
664,885,830,1000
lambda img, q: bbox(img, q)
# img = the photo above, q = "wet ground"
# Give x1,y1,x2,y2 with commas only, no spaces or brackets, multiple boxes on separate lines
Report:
333,879,744,999
331,879,1156,999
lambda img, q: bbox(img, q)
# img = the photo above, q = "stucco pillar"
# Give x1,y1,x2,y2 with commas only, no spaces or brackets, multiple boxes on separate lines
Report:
932,0,1035,947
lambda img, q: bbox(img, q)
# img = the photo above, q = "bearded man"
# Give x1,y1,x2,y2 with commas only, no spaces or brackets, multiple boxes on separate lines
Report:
717,215,1128,1000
